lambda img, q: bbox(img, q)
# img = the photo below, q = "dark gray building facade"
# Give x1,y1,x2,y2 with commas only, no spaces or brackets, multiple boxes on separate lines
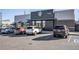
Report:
31,9,54,20
54,10,75,31
31,9,55,30
31,9,75,31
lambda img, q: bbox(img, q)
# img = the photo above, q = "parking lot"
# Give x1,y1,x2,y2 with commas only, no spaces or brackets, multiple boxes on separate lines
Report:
0,31,79,50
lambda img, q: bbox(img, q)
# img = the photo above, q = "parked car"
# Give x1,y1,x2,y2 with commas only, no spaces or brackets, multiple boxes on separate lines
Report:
0,28,1,33
53,25,69,38
26,26,42,35
1,28,14,34
14,27,26,35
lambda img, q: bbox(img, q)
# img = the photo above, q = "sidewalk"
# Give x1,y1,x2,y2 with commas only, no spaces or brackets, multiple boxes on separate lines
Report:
69,32,79,34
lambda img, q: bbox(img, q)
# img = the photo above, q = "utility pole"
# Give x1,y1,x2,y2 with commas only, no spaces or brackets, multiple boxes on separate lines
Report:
24,11,26,15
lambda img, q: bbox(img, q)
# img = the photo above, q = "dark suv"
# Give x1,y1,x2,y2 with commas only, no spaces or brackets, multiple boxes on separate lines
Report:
53,25,69,38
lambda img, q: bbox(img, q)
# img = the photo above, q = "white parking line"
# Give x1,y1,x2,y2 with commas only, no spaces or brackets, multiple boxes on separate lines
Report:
68,36,72,42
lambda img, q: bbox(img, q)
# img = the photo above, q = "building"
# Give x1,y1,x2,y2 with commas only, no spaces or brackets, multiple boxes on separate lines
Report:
54,9,75,31
14,14,31,28
2,20,11,28
31,9,75,31
31,9,55,29
14,14,30,23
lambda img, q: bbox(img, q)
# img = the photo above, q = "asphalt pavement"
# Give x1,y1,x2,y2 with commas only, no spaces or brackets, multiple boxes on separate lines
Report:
0,31,79,50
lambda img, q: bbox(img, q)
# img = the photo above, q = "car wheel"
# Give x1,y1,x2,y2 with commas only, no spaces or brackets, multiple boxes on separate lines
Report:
22,32,25,34
53,34,56,37
34,31,37,36
39,31,42,34
24,32,26,34
64,35,67,38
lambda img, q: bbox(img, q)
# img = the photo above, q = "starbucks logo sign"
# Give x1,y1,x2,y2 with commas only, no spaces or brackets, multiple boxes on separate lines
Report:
38,11,42,17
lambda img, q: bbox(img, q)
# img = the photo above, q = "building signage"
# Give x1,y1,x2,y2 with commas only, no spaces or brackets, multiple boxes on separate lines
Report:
38,11,42,17
31,9,54,20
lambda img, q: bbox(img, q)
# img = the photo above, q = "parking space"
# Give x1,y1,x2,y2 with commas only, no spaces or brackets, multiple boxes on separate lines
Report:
0,31,79,50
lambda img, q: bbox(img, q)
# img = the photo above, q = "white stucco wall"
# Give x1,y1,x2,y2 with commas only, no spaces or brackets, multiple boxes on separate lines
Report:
15,14,30,23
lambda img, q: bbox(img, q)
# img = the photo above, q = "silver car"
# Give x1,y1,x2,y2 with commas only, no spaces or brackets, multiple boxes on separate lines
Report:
1,28,14,34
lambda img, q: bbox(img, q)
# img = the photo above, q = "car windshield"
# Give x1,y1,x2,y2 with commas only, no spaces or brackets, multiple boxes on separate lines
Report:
54,26,64,29
27,27,32,29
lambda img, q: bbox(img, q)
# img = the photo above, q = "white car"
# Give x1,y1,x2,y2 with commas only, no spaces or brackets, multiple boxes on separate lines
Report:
26,26,42,35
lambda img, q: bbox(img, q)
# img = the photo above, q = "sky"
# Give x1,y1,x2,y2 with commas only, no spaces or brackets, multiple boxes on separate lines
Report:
0,9,41,23
0,9,79,23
